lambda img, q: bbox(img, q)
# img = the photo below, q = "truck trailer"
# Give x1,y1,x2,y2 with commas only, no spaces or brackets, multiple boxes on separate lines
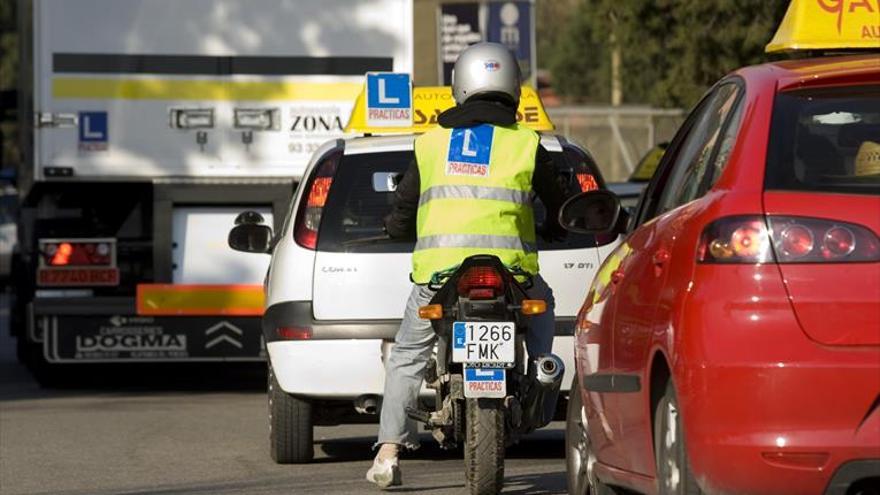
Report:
13,0,413,381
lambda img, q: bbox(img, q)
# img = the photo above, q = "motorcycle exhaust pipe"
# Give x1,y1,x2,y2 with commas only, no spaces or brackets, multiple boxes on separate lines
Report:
521,353,565,431
354,394,380,415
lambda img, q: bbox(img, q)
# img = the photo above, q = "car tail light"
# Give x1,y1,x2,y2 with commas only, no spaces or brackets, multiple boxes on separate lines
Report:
276,326,312,340
698,216,880,264
767,217,879,262
42,240,113,266
294,151,340,249
576,173,599,192
457,266,505,299
698,217,773,263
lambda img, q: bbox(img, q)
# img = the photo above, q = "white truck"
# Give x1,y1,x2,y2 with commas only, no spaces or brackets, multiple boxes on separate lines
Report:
13,0,413,381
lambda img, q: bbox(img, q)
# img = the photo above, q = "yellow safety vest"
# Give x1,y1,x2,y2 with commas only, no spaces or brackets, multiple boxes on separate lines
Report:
412,122,540,284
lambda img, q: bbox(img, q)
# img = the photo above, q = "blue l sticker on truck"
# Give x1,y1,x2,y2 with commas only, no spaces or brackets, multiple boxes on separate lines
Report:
79,111,108,151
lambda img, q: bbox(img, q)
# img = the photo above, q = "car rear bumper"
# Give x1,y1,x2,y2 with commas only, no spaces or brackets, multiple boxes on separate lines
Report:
265,301,578,398
678,265,880,494
681,354,880,495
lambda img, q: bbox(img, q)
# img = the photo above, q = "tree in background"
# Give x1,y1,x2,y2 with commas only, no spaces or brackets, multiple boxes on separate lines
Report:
540,0,789,108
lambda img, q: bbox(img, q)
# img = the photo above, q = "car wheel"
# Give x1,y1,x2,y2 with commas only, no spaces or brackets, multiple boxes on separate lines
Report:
566,378,616,495
654,382,702,495
268,361,314,463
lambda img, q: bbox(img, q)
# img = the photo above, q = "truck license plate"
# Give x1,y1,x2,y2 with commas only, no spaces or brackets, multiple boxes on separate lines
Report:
464,366,506,398
452,321,515,365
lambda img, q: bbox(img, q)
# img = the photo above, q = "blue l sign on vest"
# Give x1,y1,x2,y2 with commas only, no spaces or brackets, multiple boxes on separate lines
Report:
446,124,495,177
365,73,412,127
79,112,108,142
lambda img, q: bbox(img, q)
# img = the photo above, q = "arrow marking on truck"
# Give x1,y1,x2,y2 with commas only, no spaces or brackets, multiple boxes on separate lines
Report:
205,322,243,336
205,334,243,349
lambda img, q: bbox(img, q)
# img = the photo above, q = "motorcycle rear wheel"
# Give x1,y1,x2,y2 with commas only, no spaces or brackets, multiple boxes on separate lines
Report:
464,398,505,495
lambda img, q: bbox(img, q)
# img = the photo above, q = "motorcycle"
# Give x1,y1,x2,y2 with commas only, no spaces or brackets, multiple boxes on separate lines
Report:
407,254,565,495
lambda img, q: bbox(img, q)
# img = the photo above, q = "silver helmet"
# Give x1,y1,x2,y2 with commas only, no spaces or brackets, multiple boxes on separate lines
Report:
451,42,521,106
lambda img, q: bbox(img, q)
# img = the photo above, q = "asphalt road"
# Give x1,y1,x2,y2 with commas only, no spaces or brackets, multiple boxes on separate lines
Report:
0,296,570,495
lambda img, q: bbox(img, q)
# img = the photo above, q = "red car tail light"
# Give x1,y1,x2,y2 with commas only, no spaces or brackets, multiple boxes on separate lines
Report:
698,217,773,263
457,266,505,299
768,216,879,263
698,216,880,264
294,151,340,250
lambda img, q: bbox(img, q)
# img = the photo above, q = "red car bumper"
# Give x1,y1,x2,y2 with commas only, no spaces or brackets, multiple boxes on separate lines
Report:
678,265,880,494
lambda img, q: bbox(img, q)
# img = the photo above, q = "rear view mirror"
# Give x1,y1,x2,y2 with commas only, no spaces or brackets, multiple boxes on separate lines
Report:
372,172,401,192
229,210,273,253
559,190,622,235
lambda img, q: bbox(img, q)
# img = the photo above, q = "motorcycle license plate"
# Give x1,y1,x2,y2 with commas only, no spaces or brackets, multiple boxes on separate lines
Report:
464,366,506,398
452,321,515,365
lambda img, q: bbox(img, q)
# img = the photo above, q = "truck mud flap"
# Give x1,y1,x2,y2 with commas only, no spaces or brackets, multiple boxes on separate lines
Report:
43,315,265,363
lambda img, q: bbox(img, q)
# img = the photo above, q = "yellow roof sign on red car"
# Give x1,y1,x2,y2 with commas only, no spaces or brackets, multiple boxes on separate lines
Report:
766,0,880,53
344,85,554,134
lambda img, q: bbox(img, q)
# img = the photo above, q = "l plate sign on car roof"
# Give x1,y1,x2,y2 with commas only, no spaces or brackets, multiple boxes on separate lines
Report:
365,72,412,128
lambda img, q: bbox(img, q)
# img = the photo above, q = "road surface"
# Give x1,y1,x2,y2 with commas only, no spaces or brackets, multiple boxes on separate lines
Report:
0,296,570,495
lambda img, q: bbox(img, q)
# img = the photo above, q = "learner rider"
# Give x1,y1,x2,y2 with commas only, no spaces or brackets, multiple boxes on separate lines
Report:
367,42,567,488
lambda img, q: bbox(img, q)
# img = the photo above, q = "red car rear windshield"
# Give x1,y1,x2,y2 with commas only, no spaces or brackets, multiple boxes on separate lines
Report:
765,85,880,196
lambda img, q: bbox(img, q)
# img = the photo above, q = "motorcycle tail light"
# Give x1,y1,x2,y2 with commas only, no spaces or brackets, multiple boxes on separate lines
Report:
698,216,880,264
294,151,340,250
457,266,504,299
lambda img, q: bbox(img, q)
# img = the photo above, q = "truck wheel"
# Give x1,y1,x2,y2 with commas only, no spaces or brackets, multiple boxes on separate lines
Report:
464,398,505,494
655,382,702,495
268,362,313,463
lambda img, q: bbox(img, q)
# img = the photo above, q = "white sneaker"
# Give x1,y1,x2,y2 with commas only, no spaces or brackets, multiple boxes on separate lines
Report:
366,456,401,489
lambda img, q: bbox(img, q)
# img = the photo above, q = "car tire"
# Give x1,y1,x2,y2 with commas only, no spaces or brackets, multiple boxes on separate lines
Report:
566,378,617,495
268,361,314,464
654,382,702,495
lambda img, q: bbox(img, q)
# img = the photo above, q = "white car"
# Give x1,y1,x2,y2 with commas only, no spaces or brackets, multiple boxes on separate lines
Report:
230,132,617,463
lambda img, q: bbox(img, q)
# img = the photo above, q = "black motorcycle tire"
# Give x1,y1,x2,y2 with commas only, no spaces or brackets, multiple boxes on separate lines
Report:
464,398,505,495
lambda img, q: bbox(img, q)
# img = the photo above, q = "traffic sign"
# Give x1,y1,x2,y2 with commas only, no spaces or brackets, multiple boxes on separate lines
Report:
365,72,412,127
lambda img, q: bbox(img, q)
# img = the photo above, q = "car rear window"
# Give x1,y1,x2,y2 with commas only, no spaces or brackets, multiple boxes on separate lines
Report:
765,85,880,195
316,146,602,253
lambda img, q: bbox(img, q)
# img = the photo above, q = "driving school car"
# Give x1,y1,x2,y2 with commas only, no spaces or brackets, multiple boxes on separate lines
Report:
229,78,617,463
565,3,880,494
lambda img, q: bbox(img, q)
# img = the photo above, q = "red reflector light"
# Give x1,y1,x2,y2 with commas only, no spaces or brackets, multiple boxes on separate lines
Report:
277,327,312,340
457,266,504,298
576,173,599,192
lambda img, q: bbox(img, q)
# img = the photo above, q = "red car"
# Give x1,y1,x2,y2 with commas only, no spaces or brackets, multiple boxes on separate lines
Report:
562,52,880,495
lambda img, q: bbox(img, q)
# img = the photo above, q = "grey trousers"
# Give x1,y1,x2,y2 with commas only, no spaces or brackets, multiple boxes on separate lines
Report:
376,275,555,449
